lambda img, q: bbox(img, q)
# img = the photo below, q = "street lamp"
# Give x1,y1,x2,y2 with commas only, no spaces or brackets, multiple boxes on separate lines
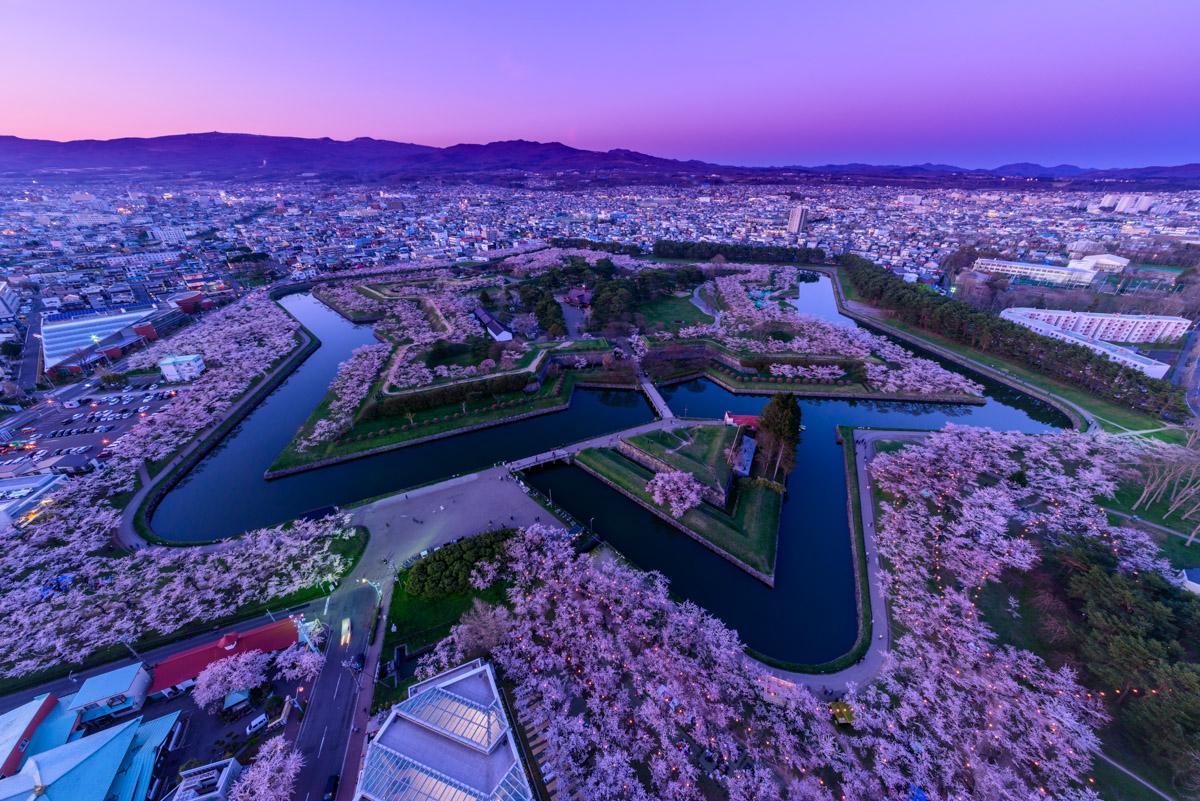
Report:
359,577,383,603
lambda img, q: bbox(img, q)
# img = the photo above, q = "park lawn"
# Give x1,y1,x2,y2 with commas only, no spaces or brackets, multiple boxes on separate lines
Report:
636,294,713,332
382,568,508,654
1102,482,1200,536
557,338,611,353
875,316,1183,441
575,447,782,575
1089,757,1165,801
626,425,736,492
1104,512,1200,570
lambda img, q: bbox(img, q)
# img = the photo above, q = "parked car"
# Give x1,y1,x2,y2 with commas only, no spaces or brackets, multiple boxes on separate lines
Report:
245,714,269,736
351,653,366,671
323,775,340,801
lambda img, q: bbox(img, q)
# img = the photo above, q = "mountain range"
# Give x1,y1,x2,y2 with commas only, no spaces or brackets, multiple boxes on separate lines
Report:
1,132,1197,186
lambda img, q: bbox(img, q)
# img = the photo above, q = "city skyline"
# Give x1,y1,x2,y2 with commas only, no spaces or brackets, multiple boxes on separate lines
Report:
4,0,1199,168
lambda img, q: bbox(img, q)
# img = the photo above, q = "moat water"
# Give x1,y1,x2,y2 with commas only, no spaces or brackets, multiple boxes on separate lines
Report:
154,283,1068,664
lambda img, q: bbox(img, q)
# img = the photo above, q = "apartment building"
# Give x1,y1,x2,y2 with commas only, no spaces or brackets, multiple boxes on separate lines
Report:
1001,308,1190,343
973,258,1098,287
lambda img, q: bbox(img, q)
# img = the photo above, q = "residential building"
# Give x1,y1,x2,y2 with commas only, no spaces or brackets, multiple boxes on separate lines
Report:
159,354,206,382
474,307,513,342
353,659,534,801
0,711,180,801
171,757,242,801
999,308,1190,343
67,663,152,725
972,258,1098,287
0,283,20,323
1000,314,1171,378
786,205,809,235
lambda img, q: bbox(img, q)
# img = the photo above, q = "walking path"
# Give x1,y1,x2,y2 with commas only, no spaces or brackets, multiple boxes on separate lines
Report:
690,282,720,325
761,429,926,694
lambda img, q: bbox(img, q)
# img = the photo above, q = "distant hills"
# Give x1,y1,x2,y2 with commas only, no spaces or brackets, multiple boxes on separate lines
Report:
1,132,1197,187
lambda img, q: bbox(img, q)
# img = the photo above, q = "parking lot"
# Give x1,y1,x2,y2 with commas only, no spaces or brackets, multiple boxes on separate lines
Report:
1,383,185,475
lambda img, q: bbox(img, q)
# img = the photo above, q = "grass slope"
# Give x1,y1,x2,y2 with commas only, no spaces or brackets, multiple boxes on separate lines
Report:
576,446,781,575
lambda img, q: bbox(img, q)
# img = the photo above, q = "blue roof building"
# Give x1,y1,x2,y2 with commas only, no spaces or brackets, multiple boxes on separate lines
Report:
0,711,179,801
67,663,151,724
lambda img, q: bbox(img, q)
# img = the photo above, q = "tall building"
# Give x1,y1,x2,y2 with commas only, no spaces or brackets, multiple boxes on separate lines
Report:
1000,308,1190,343
786,205,809,236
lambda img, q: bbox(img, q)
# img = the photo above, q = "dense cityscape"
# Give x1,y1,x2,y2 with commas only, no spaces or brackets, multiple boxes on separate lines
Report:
3,2,1200,801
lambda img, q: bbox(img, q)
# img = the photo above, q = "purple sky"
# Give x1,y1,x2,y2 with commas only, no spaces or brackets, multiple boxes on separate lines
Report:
4,0,1198,167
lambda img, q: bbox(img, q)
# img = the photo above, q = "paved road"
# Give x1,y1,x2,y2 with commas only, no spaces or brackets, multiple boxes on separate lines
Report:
15,297,42,391
1173,326,1200,419
294,470,552,800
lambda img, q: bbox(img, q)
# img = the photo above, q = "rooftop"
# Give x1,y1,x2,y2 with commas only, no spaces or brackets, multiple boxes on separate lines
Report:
68,664,144,711
356,660,532,801
147,619,298,695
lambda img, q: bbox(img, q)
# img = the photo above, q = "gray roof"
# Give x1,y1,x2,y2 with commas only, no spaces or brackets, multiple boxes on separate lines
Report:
356,660,531,801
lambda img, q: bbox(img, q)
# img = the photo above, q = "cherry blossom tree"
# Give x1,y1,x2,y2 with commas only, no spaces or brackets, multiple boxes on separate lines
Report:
422,525,840,801
273,642,325,684
229,735,304,801
668,268,984,398
299,343,389,449
193,649,272,712
646,470,704,517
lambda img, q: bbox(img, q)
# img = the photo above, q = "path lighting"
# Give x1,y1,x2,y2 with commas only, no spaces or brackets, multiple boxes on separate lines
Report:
359,577,383,603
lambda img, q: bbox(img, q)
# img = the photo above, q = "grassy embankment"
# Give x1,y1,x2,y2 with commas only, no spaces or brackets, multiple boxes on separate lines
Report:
574,446,781,576
835,269,1184,442
271,368,608,472
625,426,735,492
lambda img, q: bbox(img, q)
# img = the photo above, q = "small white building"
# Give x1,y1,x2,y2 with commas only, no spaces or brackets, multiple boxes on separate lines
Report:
159,354,206,383
174,757,242,801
